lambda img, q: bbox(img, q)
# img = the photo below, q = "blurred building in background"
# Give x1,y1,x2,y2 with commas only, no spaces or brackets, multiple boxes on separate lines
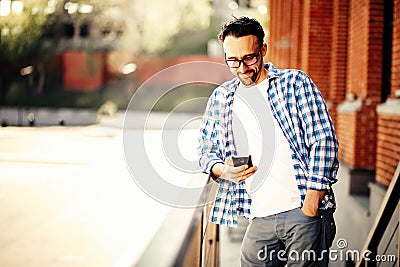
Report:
0,0,270,110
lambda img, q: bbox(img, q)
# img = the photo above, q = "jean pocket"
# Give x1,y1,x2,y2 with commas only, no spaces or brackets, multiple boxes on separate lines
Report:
298,207,320,219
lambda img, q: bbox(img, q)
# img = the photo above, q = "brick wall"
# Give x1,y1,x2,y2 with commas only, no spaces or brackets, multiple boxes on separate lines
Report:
392,0,400,98
269,0,334,101
329,0,349,121
357,102,378,168
268,0,301,68
337,112,357,166
289,0,304,67
367,1,385,102
337,0,384,170
268,0,304,69
375,0,400,186
300,0,311,72
376,115,400,185
346,0,369,98
301,0,334,99
269,0,399,182
337,100,378,170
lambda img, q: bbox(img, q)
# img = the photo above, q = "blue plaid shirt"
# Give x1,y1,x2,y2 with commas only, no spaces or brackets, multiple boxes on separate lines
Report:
198,63,339,227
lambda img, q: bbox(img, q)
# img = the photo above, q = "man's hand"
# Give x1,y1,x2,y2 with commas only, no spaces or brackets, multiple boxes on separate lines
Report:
301,189,325,217
211,158,257,184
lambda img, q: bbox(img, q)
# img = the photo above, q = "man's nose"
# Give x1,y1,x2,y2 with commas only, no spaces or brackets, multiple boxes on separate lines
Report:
238,62,248,73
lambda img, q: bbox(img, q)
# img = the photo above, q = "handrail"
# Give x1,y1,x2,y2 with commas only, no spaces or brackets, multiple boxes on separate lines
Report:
356,161,400,267
201,204,219,267
173,178,217,267
134,175,219,267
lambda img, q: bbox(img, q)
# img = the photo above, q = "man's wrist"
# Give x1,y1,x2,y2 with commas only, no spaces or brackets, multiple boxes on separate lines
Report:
303,190,326,213
209,169,219,181
306,189,326,201
210,162,224,180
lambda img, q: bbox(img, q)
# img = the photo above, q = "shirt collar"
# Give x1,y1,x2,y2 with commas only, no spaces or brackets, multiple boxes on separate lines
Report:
265,62,281,80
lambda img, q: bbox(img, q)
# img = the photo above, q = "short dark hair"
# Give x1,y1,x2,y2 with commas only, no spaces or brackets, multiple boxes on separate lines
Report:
218,16,265,48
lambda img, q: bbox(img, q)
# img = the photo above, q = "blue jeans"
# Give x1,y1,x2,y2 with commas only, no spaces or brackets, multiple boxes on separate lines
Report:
240,207,322,267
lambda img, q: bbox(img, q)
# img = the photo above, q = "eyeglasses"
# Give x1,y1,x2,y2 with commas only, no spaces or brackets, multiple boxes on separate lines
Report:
225,50,261,68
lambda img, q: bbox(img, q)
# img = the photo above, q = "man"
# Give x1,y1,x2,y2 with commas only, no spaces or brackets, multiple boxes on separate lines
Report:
198,16,339,266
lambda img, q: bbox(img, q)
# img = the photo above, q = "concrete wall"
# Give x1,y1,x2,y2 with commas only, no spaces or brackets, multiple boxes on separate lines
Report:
0,108,98,126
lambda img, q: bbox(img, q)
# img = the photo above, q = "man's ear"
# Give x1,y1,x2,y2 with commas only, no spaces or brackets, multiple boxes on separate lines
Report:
262,43,268,57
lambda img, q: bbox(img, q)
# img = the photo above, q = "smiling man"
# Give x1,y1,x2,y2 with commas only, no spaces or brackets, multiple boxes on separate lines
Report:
224,34,267,86
198,17,339,266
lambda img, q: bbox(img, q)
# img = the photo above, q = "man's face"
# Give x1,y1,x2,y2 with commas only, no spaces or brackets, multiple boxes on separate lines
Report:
223,35,266,86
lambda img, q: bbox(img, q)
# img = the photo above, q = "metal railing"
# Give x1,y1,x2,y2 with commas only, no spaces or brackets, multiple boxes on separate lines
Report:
173,180,219,267
135,177,219,267
357,161,400,267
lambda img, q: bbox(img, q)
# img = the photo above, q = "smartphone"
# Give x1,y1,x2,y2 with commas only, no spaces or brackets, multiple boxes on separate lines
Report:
232,155,253,168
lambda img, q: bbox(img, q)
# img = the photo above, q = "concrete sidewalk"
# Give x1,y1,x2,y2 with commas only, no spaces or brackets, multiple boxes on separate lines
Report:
0,113,243,267
0,125,173,267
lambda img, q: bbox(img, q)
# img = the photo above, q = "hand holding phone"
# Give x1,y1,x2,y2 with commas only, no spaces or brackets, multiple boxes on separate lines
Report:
211,156,257,184
232,155,253,168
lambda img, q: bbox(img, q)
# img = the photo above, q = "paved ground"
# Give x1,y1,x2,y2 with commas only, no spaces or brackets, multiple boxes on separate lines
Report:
0,124,183,267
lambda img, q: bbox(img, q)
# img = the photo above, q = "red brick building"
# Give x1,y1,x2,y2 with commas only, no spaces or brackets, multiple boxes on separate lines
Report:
268,0,399,258
269,0,399,187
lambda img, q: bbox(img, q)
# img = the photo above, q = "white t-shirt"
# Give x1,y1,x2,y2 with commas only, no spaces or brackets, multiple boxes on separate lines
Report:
232,78,301,220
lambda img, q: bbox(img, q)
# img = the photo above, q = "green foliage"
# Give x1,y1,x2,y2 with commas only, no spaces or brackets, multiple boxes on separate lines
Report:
4,81,29,106
117,0,212,55
0,0,60,64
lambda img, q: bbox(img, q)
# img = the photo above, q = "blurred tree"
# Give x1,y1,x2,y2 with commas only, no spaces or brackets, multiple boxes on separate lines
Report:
114,0,212,55
0,0,62,100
